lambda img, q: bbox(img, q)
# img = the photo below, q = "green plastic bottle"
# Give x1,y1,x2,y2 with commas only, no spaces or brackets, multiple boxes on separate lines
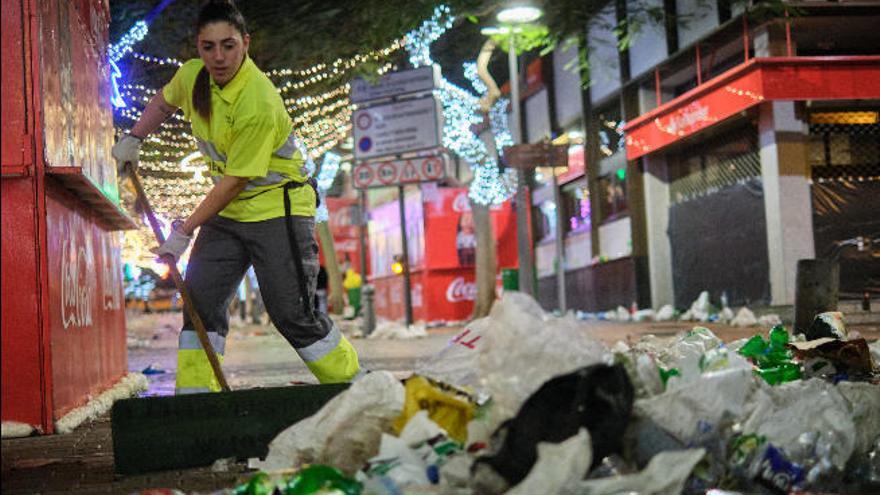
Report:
233,472,276,495
768,325,789,349
738,334,768,359
281,465,362,495
755,362,802,385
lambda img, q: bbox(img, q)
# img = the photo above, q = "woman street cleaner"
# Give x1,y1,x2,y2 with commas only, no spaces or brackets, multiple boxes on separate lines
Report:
112,0,362,393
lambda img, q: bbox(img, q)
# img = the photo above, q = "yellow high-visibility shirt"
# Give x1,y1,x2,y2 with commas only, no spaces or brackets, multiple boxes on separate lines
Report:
342,268,362,290
163,57,316,221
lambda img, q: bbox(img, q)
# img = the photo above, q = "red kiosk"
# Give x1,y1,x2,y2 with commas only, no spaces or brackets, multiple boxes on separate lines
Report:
2,0,135,434
368,187,519,323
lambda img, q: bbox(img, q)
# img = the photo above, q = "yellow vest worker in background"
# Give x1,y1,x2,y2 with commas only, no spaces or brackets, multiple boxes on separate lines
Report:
112,0,361,393
342,268,363,319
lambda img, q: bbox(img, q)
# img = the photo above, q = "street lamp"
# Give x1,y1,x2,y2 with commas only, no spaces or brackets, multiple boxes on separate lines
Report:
483,3,542,297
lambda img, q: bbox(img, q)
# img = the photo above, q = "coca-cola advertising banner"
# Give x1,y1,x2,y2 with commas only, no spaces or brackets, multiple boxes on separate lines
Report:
372,270,480,323
321,197,366,275
370,187,518,323
423,188,518,270
45,186,126,418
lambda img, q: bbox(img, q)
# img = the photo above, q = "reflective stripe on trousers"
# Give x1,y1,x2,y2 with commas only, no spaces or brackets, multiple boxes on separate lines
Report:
175,330,226,395
296,325,361,383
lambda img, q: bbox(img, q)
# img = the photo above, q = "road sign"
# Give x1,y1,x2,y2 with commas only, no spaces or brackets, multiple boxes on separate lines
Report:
352,96,441,161
352,155,448,189
503,143,569,169
350,66,439,104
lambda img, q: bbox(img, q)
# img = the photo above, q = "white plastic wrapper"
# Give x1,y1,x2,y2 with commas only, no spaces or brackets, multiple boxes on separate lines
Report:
635,367,757,445
658,327,723,378
253,371,405,474
869,340,880,365
837,381,880,456
655,304,676,322
399,410,446,446
718,306,735,324
741,379,856,469
757,314,782,328
635,353,665,397
564,448,706,495
1,421,35,438
680,291,712,322
507,428,592,495
476,293,612,429
414,318,488,392
633,309,656,322
366,433,432,486
368,321,428,340
730,307,758,327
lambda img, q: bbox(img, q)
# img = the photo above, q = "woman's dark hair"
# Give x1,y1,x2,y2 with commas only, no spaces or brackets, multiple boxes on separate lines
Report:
193,0,248,120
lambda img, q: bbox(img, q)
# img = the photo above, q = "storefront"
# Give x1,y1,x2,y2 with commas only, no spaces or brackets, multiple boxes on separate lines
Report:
626,56,880,307
368,187,518,323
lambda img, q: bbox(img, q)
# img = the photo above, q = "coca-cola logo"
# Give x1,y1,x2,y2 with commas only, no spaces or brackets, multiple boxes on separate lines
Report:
446,277,477,303
452,192,471,213
659,102,711,136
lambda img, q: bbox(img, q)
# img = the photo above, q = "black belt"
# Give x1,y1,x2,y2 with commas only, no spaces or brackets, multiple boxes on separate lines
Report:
282,178,320,318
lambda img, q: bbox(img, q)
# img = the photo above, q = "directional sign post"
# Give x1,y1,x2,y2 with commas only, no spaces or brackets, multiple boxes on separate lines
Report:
352,96,442,161
503,143,569,169
350,67,447,329
351,66,439,104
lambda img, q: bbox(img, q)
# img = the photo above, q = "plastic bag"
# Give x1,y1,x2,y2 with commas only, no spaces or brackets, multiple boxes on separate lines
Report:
731,307,758,327
414,318,488,393
564,448,706,495
635,366,756,445
474,364,633,488
254,371,405,475
741,379,856,470
476,293,612,429
506,429,592,495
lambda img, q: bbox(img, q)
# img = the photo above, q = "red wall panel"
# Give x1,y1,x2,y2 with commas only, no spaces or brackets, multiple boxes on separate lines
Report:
1,178,47,428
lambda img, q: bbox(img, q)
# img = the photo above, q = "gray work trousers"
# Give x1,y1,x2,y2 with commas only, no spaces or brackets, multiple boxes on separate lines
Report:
182,215,334,348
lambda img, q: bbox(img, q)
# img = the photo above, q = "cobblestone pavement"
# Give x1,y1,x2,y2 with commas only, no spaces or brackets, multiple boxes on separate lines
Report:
3,310,878,494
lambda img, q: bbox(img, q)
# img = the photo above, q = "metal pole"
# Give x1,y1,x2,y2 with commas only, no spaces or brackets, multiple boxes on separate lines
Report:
552,171,566,313
359,188,375,335
510,32,534,296
359,189,369,283
398,185,414,326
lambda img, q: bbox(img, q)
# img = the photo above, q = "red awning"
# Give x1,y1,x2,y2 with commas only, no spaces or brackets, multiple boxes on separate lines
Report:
623,56,880,160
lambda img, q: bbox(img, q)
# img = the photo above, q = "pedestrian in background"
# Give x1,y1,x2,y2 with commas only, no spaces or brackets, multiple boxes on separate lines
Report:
112,0,361,393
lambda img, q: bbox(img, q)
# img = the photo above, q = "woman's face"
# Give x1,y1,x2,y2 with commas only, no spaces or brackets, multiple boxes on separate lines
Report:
197,21,249,86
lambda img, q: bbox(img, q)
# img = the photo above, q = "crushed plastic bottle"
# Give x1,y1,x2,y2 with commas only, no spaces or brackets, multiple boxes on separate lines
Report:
737,325,802,385
281,465,362,495
755,362,802,386
233,472,276,495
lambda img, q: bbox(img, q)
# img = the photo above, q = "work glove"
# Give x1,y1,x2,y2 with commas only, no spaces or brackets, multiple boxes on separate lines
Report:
151,220,192,261
111,134,142,176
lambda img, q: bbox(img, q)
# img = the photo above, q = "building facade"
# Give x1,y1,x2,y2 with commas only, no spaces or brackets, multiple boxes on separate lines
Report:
526,0,879,312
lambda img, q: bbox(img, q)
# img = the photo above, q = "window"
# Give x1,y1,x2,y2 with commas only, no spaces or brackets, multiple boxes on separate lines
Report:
561,179,592,233
598,169,629,222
